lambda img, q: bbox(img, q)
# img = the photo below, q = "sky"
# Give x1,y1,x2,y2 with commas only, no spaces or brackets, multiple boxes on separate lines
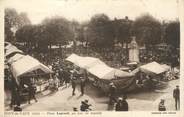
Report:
3,0,179,24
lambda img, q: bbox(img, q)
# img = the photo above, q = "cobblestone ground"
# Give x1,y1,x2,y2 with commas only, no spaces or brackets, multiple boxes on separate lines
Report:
5,79,179,111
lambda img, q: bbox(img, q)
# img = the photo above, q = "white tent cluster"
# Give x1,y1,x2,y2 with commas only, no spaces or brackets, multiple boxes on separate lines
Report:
66,54,172,80
5,42,53,78
140,62,170,75
66,54,133,80
5,42,23,58
131,61,171,75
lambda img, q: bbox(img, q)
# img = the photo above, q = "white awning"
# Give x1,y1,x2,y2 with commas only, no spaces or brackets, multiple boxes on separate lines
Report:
88,64,115,80
66,53,81,63
66,54,105,69
114,69,134,78
11,55,53,78
140,62,168,75
161,64,171,71
7,53,24,64
66,54,133,80
5,45,23,57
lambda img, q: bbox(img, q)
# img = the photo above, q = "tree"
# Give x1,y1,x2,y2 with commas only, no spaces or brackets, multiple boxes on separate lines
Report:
112,17,132,45
112,17,133,56
5,8,31,42
165,20,180,49
132,14,162,48
42,16,74,47
87,14,114,49
16,24,42,52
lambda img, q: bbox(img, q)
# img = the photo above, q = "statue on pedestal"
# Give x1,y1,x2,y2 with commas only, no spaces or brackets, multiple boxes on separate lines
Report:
129,36,139,63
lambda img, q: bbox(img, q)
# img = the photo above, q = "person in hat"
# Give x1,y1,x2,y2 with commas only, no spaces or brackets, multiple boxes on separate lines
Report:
121,95,128,111
115,97,123,111
80,69,88,96
63,68,71,88
80,101,86,111
73,107,78,111
173,85,180,110
14,105,22,111
58,68,64,86
80,99,92,111
80,77,86,96
109,82,117,105
28,80,37,104
158,99,166,111
71,76,77,96
9,73,21,109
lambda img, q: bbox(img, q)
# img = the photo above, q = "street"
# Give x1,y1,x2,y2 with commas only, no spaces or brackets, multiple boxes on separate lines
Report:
4,79,178,111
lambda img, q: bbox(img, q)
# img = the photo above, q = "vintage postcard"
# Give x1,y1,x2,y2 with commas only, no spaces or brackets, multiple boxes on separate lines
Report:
0,0,184,117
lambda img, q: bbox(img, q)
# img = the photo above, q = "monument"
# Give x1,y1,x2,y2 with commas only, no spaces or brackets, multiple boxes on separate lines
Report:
129,36,139,63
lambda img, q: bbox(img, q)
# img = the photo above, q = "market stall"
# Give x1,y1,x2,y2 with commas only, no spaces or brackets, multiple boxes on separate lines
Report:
5,45,23,58
10,55,53,94
7,53,24,64
11,55,53,78
136,62,170,89
140,61,168,75
66,54,136,93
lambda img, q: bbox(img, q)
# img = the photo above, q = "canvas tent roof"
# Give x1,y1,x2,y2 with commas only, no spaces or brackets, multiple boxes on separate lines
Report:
66,54,105,69
5,43,12,49
66,53,81,63
11,55,53,78
131,67,140,74
127,62,138,65
7,53,24,64
5,45,23,57
75,57,105,69
161,64,171,71
88,64,115,80
140,62,168,75
66,54,133,80
88,65,133,80
161,64,179,73
114,69,134,78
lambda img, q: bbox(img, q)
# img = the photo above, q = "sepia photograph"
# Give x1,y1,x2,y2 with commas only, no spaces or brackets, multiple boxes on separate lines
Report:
3,0,181,112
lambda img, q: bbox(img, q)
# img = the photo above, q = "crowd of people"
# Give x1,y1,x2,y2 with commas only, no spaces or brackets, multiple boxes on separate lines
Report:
5,43,180,112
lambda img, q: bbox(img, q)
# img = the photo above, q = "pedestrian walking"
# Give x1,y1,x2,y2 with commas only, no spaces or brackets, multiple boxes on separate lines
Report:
158,99,166,111
9,74,20,109
58,68,64,86
80,78,86,96
63,69,71,88
173,85,180,110
71,77,76,96
109,82,117,105
28,82,37,104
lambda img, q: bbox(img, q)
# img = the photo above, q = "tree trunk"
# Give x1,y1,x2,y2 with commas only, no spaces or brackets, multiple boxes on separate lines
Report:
49,43,51,63
59,43,62,59
126,42,129,61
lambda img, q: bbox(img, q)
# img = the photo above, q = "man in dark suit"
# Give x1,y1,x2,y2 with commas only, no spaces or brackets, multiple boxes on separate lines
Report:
71,76,77,96
121,95,129,111
109,82,117,105
28,80,37,104
173,85,180,110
